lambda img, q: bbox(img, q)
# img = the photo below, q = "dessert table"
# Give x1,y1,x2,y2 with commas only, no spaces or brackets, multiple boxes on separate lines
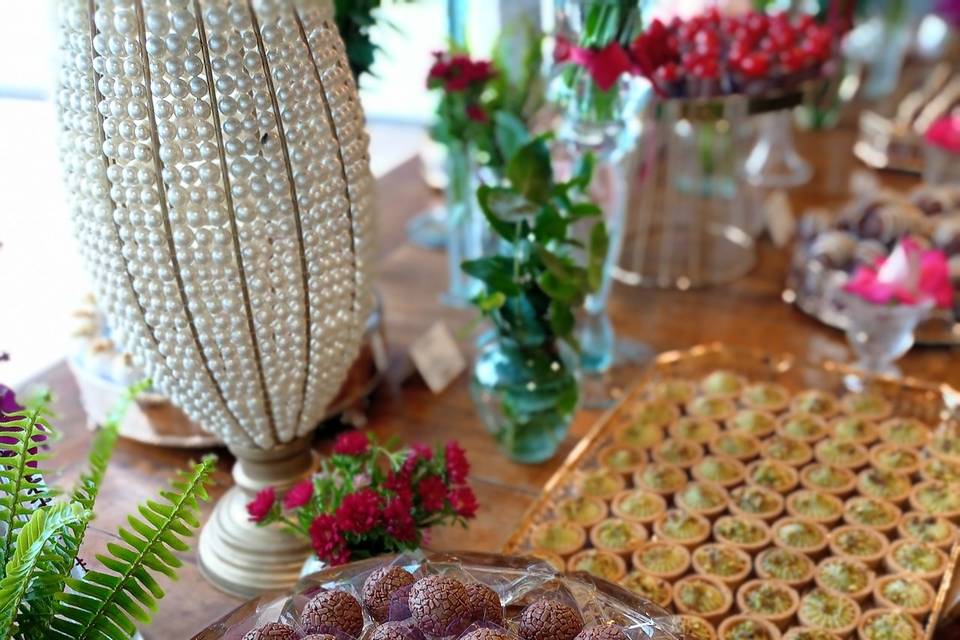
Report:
35,126,959,638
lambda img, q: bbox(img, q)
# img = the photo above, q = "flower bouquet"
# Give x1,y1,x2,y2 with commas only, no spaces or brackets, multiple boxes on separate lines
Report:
248,432,477,569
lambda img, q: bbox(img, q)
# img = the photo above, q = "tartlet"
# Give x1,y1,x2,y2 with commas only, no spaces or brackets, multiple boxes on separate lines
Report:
691,543,752,589
673,575,733,626
777,413,829,444
856,468,911,506
791,390,839,418
885,539,948,585
929,431,960,464
840,393,892,421
648,377,696,404
755,547,816,589
653,509,711,550
691,455,747,489
556,496,608,528
717,615,782,640
530,521,587,556
686,396,738,421
651,438,704,470
676,481,729,520
610,489,666,526
872,574,936,619
747,460,800,494
676,615,718,640
800,464,857,497
771,517,829,558
762,436,813,468
841,496,901,536
909,480,960,521
814,439,869,471
619,571,672,609
528,549,566,572
710,431,762,462
631,540,691,581
868,443,921,477
828,526,888,568
567,549,627,582
624,398,680,428
786,490,844,526
813,557,874,604
735,579,800,631
898,511,958,550
701,370,745,398
634,463,688,497
598,444,647,475
796,588,861,638
783,628,841,640
856,608,923,640
713,515,772,554
877,417,930,450
576,469,626,500
742,382,792,412
921,456,960,484
589,518,648,556
729,485,785,523
669,416,721,445
830,416,878,446
615,420,664,450
728,409,778,439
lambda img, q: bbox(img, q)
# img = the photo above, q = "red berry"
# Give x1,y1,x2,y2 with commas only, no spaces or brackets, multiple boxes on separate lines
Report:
656,62,680,83
739,52,770,78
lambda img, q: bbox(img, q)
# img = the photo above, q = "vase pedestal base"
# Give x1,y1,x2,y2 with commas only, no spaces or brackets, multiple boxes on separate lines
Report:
198,437,317,599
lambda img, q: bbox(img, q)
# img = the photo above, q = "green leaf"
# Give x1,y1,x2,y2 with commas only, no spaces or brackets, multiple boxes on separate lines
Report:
476,186,537,242
568,202,602,219
506,138,553,204
533,207,567,244
571,153,596,191
587,222,610,292
461,257,521,296
538,272,585,306
493,111,531,165
476,291,507,313
548,302,575,341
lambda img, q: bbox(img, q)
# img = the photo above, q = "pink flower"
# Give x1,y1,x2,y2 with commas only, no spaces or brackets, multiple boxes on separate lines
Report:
384,494,416,543
310,514,350,566
925,115,960,154
283,480,314,510
333,431,370,456
444,441,470,484
246,487,275,523
448,486,478,519
844,237,953,309
416,475,448,513
336,488,383,534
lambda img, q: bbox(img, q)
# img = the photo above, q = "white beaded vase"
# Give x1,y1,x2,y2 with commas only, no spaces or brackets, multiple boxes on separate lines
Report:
56,0,375,597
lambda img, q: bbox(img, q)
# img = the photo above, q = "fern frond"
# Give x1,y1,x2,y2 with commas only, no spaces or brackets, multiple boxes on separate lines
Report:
48,455,216,640
0,502,89,639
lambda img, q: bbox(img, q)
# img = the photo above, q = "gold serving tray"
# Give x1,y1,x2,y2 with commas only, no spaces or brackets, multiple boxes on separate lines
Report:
503,343,960,640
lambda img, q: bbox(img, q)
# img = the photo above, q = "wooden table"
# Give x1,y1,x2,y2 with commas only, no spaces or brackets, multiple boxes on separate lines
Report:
34,127,959,638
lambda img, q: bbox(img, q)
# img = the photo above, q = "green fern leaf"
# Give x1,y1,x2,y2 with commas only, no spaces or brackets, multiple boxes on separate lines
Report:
0,502,89,639
47,455,216,640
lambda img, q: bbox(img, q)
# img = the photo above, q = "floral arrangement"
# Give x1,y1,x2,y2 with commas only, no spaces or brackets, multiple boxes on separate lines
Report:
925,115,960,154
248,431,477,566
0,383,214,639
844,237,953,308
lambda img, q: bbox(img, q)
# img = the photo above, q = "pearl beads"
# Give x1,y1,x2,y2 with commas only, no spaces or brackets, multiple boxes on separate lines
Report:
57,0,373,450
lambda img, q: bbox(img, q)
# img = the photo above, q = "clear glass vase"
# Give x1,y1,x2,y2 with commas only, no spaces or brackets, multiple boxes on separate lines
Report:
470,334,578,464
744,110,812,188
840,292,933,380
443,145,491,306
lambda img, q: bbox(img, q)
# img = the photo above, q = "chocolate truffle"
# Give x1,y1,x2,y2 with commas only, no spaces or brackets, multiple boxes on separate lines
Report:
242,623,299,640
301,589,365,637
370,622,423,640
363,566,417,622
575,624,628,640
465,582,503,625
518,599,583,640
388,583,414,621
301,636,338,640
408,575,473,637
462,630,513,640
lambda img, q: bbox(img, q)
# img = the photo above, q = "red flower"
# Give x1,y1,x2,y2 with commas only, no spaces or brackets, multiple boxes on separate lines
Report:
310,514,350,566
427,52,495,93
385,468,413,498
403,442,433,475
448,486,478,519
333,431,369,456
571,41,632,91
444,441,470,484
416,475,448,513
246,487,275,523
336,488,383,534
283,479,314,510
384,494,417,543
465,104,488,123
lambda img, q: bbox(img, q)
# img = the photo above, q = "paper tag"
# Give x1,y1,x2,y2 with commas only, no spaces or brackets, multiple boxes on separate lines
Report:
409,322,466,394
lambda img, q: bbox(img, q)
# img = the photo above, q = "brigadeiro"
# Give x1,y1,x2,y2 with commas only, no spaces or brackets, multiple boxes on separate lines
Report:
363,566,417,623
464,582,503,625
408,575,473,637
388,583,414,621
461,629,513,640
301,590,365,638
575,624,628,640
370,621,425,640
518,599,584,640
242,623,299,640
301,636,338,640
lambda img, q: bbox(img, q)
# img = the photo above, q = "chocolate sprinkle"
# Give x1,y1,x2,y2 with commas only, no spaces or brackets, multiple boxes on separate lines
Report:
370,621,424,640
363,566,417,622
575,624,628,640
242,622,299,640
301,590,365,637
465,582,503,625
408,575,473,637
518,599,584,640
461,629,513,640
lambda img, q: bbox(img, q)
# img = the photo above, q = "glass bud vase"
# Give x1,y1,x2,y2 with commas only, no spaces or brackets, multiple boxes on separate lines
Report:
841,292,933,380
443,143,488,306
470,334,578,464
743,110,812,188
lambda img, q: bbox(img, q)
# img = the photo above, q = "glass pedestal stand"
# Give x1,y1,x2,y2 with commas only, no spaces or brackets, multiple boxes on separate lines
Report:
744,110,812,189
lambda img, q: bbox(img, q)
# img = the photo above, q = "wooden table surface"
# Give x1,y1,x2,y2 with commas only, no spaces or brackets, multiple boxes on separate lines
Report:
34,126,960,638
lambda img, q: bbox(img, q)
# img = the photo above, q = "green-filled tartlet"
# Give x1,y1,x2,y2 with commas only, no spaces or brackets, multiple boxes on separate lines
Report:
567,548,627,582
687,396,738,421
800,464,856,497
868,443,921,476
589,518,648,555
674,575,733,626
747,459,799,493
701,370,745,398
654,508,712,550
615,420,664,450
921,456,960,484
878,417,930,450
729,485,785,523
624,398,680,428
670,416,721,445
828,525,888,568
839,393,892,420
619,571,672,609
873,574,936,619
930,431,960,464
742,382,792,412
710,431,762,462
782,628,840,640
841,496,901,535
886,540,948,585
786,490,844,526
796,588,860,637
856,468,910,505
857,608,923,640
778,413,828,444
676,615,718,640
717,615,782,640
772,517,828,557
631,540,691,581
814,557,874,603
652,438,704,469
762,436,813,468
648,377,696,405
557,496,608,527
635,463,688,496
736,579,799,630
713,515,771,553
531,520,587,556
528,549,565,572
692,455,747,489
830,416,878,446
898,512,958,550
728,409,778,439
598,444,647,475
576,468,626,500
610,489,666,525
691,543,752,588
791,390,839,417
755,547,816,588
677,481,729,519
814,439,869,470
910,480,960,521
